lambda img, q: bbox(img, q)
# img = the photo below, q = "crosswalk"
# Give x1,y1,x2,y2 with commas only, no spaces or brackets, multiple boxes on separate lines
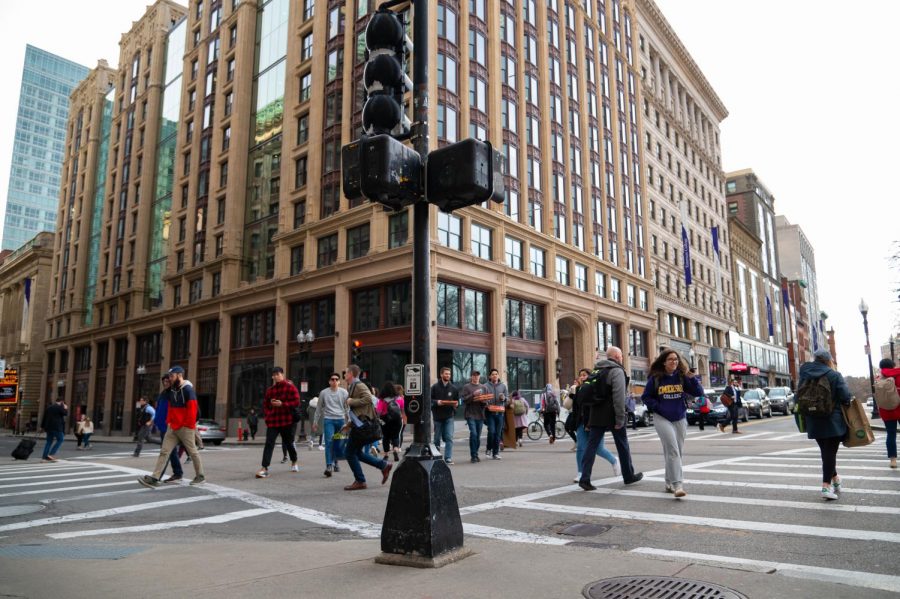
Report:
458,443,900,593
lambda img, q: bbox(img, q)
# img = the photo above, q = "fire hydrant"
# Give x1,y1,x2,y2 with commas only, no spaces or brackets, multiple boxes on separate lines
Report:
237,420,243,443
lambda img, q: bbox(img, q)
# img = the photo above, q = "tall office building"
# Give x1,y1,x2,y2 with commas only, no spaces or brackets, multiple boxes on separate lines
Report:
635,0,736,388
44,0,657,435
2,46,90,252
725,169,790,387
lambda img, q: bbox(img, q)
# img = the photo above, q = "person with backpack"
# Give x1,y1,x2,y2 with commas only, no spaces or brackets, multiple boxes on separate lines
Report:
40,397,68,462
152,374,184,483
540,383,561,444
573,366,619,484
342,365,392,491
579,347,642,490
717,377,743,434
377,381,405,462
797,349,851,500
133,397,156,457
876,358,900,469
642,349,704,498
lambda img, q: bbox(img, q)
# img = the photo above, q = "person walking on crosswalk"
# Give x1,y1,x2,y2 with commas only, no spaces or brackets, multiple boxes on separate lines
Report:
877,358,900,469
642,349,704,498
798,349,851,500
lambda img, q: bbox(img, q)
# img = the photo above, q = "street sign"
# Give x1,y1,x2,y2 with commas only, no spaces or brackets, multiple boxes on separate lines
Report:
404,363,423,396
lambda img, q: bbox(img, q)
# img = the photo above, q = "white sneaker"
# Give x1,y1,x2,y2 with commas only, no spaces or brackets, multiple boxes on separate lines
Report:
673,485,687,498
821,487,838,501
290,463,299,473
318,445,325,451
573,473,582,483
612,461,621,477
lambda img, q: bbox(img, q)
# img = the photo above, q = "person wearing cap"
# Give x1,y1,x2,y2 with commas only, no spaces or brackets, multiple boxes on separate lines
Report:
138,366,205,487
798,349,851,501
153,374,184,483
256,367,301,478
461,371,487,463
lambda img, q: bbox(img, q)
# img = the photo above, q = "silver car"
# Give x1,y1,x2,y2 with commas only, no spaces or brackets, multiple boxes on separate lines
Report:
766,386,794,414
742,389,772,419
196,419,226,445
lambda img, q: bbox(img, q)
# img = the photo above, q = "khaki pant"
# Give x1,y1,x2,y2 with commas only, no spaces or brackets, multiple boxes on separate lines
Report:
152,427,203,479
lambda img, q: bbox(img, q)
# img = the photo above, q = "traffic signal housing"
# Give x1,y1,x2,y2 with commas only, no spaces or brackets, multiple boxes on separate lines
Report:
351,339,362,364
341,134,422,210
426,138,505,212
361,7,412,137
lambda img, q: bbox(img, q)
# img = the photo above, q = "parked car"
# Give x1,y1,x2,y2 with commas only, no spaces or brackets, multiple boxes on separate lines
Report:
742,388,772,418
687,391,748,426
196,419,226,445
766,386,794,414
632,399,653,427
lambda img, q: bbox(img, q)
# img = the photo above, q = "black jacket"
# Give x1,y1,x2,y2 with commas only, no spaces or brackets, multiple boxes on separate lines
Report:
41,402,68,433
430,380,459,421
583,360,629,429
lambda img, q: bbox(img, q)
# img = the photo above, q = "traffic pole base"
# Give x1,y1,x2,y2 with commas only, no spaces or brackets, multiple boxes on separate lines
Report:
375,546,474,569
379,442,468,566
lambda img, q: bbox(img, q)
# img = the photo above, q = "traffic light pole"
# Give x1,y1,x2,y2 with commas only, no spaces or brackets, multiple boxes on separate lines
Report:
377,0,469,568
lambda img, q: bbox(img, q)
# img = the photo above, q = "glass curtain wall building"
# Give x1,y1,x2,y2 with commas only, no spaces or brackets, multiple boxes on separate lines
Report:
2,46,89,251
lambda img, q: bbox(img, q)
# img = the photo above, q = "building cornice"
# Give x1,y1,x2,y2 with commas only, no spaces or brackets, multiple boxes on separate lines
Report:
637,0,728,121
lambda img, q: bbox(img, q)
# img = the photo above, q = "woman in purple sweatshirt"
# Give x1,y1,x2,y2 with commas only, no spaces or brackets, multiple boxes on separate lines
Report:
642,349,704,498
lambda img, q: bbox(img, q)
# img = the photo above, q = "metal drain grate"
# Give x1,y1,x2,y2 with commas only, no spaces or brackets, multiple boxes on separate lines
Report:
583,576,747,599
0,544,147,560
559,523,611,537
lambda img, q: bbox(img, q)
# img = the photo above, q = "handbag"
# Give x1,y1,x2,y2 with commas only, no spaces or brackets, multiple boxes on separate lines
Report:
291,405,304,424
792,404,806,433
350,417,382,445
719,392,733,408
699,396,710,414
841,398,874,448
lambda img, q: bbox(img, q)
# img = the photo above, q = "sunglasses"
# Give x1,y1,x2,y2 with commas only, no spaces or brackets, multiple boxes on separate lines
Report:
330,377,340,381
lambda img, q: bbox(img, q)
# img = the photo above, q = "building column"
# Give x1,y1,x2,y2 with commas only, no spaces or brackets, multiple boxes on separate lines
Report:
217,308,231,426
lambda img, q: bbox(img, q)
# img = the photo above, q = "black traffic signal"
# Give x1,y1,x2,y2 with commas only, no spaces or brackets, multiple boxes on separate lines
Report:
351,339,362,363
426,138,505,212
362,8,412,138
341,134,422,209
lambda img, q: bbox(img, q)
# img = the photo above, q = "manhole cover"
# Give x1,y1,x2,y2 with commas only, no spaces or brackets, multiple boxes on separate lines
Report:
559,523,611,537
0,504,46,517
583,576,747,599
0,545,147,560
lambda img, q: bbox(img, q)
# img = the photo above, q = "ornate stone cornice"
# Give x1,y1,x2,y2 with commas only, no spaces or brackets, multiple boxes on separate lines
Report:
637,0,728,121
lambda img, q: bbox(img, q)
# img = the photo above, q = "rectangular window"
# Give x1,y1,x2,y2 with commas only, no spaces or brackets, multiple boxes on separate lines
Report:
471,223,492,260
387,280,412,327
575,263,588,292
629,328,647,357
290,245,304,275
505,236,522,270
389,210,408,248
597,319,620,350
353,288,380,331
346,224,370,260
436,282,460,328
529,246,546,277
555,256,569,286
317,233,338,267
464,289,487,332
438,211,462,250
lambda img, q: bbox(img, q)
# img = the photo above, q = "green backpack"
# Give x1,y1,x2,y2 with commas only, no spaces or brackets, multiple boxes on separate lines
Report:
796,375,833,417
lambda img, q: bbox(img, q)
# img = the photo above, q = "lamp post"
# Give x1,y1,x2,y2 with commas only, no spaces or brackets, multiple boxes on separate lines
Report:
296,330,314,439
136,365,146,398
858,299,878,419
890,334,896,363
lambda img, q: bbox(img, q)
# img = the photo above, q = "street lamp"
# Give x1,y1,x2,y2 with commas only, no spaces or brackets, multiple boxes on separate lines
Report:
858,298,879,419
136,365,146,400
890,334,896,363
295,329,314,439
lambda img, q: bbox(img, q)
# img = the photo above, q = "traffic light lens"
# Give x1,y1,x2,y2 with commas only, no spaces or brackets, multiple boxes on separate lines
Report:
366,10,404,50
362,94,403,135
364,54,404,90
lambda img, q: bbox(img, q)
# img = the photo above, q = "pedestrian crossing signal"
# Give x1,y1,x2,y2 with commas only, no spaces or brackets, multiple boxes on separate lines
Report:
352,339,362,363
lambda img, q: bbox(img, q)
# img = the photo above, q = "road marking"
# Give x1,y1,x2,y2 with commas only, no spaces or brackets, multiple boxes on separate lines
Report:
0,481,135,498
748,456,893,464
575,486,900,515
41,487,171,504
630,548,900,593
46,508,274,539
462,523,569,545
0,496,218,532
735,462,897,472
713,432,770,440
0,469,123,482
0,473,134,489
684,468,899,482
641,476,900,496
770,433,806,440
0,464,96,475
507,500,900,543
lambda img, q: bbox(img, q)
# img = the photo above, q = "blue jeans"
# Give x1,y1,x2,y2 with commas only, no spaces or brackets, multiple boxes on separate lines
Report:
575,425,615,473
42,430,64,458
434,418,455,461
885,419,898,459
323,418,345,466
581,426,635,483
485,411,504,456
466,418,484,458
346,438,388,483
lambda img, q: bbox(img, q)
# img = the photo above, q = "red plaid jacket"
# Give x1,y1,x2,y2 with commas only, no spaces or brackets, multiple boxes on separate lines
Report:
263,380,301,429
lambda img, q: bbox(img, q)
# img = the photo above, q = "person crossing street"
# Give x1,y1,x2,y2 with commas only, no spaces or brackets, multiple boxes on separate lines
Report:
256,367,301,479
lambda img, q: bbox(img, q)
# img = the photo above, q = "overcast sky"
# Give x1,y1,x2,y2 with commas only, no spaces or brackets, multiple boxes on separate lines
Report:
0,0,897,379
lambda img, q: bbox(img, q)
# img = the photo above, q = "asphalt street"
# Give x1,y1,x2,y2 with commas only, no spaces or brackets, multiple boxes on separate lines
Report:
0,413,898,598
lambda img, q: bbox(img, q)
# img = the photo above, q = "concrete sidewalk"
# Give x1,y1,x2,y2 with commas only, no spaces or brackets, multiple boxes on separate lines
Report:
2,536,894,598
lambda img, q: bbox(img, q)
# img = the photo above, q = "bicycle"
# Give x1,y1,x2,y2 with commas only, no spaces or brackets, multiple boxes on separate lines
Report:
526,410,567,441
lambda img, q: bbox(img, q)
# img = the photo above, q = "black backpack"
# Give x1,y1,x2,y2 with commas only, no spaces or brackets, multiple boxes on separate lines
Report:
383,398,403,425
796,375,834,417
